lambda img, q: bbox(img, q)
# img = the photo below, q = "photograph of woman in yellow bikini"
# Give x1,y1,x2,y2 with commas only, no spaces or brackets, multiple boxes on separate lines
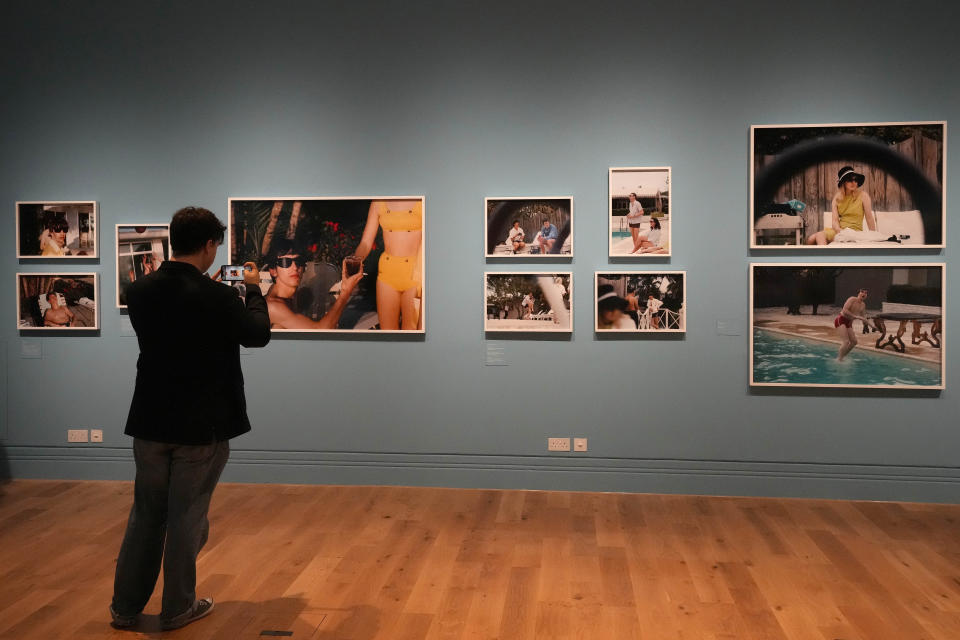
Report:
228,197,424,333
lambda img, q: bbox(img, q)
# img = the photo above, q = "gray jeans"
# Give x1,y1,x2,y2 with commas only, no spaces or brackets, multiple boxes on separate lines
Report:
112,438,229,620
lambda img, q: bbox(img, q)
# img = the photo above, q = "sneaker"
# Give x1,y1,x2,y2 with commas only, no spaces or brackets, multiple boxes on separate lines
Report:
109,605,138,629
160,597,215,631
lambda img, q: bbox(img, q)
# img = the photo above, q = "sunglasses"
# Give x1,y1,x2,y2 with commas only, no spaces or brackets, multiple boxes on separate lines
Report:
276,256,306,268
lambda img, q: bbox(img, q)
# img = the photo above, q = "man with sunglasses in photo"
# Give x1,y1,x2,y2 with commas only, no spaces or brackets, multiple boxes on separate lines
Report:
264,238,363,329
111,206,270,632
40,212,72,256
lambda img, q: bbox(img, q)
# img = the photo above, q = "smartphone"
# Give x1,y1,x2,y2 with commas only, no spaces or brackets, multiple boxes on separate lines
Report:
220,265,246,281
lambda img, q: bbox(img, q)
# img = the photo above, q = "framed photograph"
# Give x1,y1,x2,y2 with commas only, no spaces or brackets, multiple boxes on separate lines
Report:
485,197,573,257
16,273,99,330
484,272,572,333
750,122,946,248
16,201,98,258
116,224,170,308
750,263,944,389
608,167,671,257
595,271,686,332
228,197,425,333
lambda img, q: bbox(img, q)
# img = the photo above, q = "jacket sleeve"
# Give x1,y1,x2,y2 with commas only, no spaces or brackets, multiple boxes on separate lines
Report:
230,286,271,348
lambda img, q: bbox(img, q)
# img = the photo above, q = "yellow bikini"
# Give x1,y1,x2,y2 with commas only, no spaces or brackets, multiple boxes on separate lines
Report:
377,203,422,292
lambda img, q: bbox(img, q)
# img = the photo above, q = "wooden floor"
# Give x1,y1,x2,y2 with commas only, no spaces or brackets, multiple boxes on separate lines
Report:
0,481,958,639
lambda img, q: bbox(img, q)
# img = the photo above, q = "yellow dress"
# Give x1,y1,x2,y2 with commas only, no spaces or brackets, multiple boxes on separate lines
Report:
824,192,864,241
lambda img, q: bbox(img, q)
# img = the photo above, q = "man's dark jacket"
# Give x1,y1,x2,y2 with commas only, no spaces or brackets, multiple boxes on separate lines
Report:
124,261,271,444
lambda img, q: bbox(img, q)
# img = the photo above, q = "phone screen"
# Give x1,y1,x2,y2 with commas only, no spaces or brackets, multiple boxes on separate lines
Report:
221,265,245,281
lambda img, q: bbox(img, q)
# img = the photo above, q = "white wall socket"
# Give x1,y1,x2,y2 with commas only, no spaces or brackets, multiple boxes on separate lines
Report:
574,438,588,452
548,437,571,452
90,429,103,443
67,429,89,443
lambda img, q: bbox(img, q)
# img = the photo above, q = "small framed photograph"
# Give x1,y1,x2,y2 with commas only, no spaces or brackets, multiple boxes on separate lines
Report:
750,263,944,389
595,271,686,332
17,273,99,330
751,122,946,248
116,224,170,308
484,272,572,333
229,197,425,333
485,197,573,257
16,201,98,258
608,167,671,257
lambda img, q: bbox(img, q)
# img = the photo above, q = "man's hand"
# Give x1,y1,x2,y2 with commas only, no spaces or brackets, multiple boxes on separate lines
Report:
243,262,261,286
340,259,364,296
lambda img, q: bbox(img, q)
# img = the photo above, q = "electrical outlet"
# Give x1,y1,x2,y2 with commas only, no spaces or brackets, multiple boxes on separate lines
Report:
548,437,571,452
68,429,89,443
574,438,588,452
90,429,103,443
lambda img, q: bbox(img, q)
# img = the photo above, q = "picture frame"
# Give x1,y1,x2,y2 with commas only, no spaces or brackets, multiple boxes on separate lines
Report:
484,272,573,333
608,167,671,257
16,272,99,331
750,263,944,389
484,197,574,258
595,271,686,332
228,196,426,333
750,122,946,249
16,201,98,259
115,224,170,308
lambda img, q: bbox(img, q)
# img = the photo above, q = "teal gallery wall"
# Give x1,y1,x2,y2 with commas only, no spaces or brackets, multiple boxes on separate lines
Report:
1,0,957,502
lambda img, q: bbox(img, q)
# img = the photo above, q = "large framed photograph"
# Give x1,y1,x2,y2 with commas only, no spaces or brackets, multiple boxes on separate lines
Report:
485,197,573,257
116,224,169,308
228,197,425,333
750,263,944,389
609,167,671,257
16,273,99,330
595,271,686,332
484,272,572,333
16,201,98,258
751,122,946,248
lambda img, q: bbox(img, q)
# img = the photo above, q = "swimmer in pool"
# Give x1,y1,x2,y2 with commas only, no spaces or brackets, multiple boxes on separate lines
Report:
835,288,869,361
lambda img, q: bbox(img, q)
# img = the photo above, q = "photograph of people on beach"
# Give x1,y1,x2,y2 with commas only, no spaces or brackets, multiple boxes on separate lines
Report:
17,273,98,330
609,167,670,257
17,201,97,258
485,197,572,257
484,272,572,332
116,224,169,308
751,264,944,389
595,272,685,332
229,197,424,332
751,122,945,248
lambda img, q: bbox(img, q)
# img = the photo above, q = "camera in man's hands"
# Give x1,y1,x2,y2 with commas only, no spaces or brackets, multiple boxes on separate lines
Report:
220,265,247,281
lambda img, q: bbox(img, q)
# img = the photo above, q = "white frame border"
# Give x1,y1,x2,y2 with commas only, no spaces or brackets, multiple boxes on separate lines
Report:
748,121,947,250
16,272,100,331
115,223,170,309
608,166,672,258
594,270,687,333
483,196,575,259
483,271,574,334
227,196,426,334
16,200,99,259
749,261,945,390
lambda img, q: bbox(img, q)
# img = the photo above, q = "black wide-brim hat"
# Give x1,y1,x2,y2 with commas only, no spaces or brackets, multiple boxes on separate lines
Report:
837,166,865,188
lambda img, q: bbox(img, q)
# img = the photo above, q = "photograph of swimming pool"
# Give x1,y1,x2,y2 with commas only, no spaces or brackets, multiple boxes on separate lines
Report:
751,263,944,389
609,167,671,257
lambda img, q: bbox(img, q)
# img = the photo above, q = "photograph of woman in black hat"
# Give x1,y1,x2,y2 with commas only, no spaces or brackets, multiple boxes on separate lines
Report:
751,122,945,248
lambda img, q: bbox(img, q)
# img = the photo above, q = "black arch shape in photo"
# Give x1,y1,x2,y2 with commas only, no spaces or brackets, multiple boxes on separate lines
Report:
754,135,942,245
487,201,571,255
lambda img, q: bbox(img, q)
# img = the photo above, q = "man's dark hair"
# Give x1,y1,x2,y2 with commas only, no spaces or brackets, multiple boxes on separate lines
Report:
266,238,302,268
512,220,519,225
170,206,226,255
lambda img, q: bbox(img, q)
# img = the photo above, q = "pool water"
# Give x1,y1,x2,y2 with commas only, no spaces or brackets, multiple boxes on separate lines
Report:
753,329,942,387
612,230,631,240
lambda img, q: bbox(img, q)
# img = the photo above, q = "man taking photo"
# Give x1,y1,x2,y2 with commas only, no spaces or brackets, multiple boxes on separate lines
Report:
110,206,270,631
